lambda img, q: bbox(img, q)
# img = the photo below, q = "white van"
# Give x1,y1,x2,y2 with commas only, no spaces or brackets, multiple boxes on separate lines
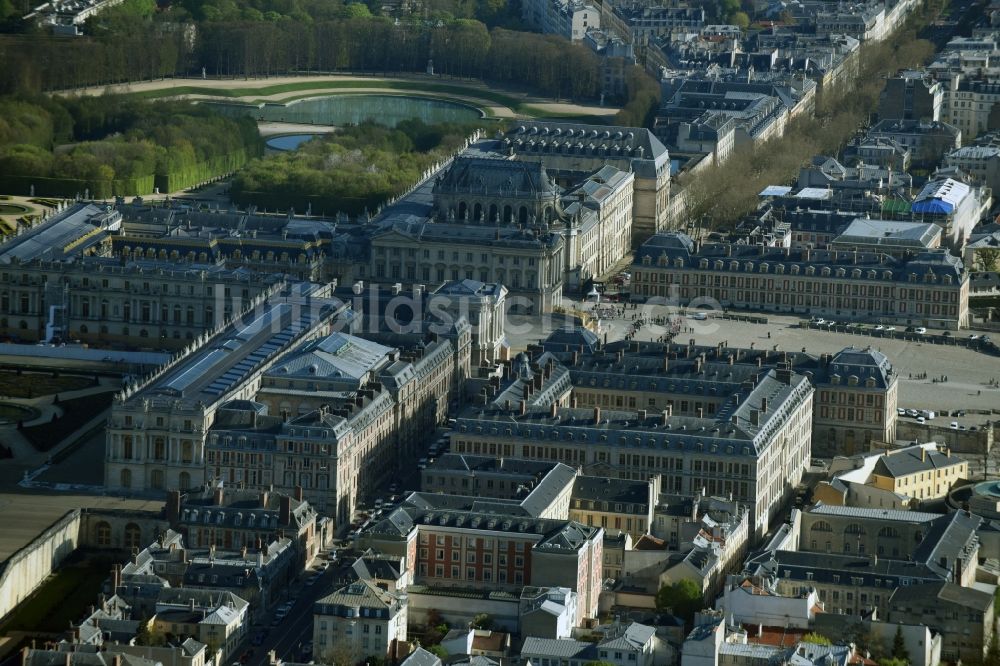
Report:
920,410,936,419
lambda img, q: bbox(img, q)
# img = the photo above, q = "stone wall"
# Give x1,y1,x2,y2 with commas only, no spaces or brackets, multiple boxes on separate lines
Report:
78,508,167,552
895,421,993,455
0,509,81,623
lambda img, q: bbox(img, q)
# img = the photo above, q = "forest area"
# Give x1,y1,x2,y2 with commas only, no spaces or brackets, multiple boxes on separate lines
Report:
0,0,611,104
230,119,483,216
0,94,262,198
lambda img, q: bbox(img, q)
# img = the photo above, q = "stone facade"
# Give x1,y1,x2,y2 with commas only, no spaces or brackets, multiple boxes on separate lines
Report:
104,288,353,494
632,233,970,329
0,257,285,348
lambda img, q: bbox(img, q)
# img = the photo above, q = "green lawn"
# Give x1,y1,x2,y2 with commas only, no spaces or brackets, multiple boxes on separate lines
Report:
0,561,109,633
130,79,614,122
0,371,95,399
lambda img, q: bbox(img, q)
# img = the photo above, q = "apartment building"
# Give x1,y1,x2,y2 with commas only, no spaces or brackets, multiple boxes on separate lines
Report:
749,506,981,617
570,475,659,540
879,72,944,122
449,355,814,538
868,444,969,500
151,588,250,661
359,493,604,625
165,485,322,567
207,330,459,528
888,582,995,664
631,232,970,329
313,580,407,663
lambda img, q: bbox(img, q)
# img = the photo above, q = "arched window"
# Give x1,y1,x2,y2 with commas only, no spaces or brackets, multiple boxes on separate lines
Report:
878,527,900,538
120,468,132,489
124,523,142,550
810,520,833,532
150,469,164,490
95,521,112,546
80,324,88,334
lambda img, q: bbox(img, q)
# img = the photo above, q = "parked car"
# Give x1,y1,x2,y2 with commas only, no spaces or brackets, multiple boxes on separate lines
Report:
915,327,928,334
905,409,919,418
690,312,708,320
951,421,959,429
896,408,906,416
917,416,926,424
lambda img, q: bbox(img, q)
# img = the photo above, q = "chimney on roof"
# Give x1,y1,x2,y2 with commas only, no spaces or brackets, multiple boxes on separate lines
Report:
167,490,181,524
697,407,704,418
594,406,601,424
241,545,248,559
213,485,224,506
550,402,558,419
571,350,579,366
260,490,269,508
638,409,647,422
761,397,768,412
571,396,578,409
280,495,291,526
520,400,527,416
65,651,71,666
750,409,760,426
921,447,927,462
661,409,669,427
189,598,196,612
